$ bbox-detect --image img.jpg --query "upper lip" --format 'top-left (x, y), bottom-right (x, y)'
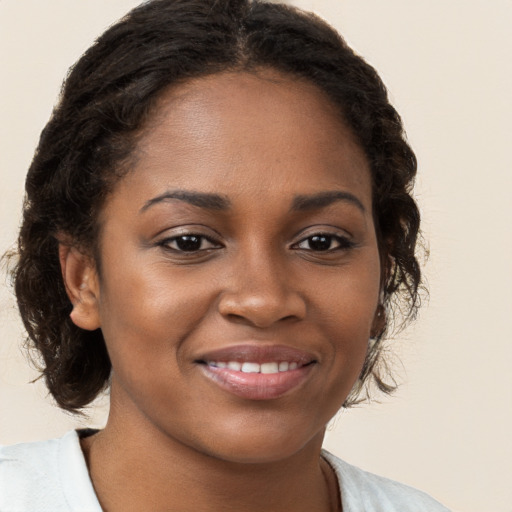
top-left (195, 344), bottom-right (317, 365)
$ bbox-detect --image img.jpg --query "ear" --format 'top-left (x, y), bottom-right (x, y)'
top-left (370, 302), bottom-right (387, 339)
top-left (58, 244), bottom-right (101, 331)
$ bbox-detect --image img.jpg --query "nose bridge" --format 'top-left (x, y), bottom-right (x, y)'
top-left (218, 240), bottom-right (306, 327)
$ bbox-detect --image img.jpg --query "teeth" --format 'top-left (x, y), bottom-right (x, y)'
top-left (260, 362), bottom-right (279, 374)
top-left (241, 362), bottom-right (260, 373)
top-left (208, 361), bottom-right (301, 373)
top-left (278, 361), bottom-right (289, 372)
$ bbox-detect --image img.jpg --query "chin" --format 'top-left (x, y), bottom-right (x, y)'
top-left (186, 418), bottom-right (326, 465)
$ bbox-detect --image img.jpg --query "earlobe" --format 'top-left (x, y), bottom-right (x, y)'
top-left (58, 244), bottom-right (101, 331)
top-left (370, 302), bottom-right (387, 339)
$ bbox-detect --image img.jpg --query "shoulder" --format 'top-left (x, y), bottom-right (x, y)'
top-left (322, 450), bottom-right (451, 512)
top-left (0, 430), bottom-right (101, 512)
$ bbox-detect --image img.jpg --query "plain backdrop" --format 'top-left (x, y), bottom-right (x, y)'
top-left (1, 1), bottom-right (511, 511)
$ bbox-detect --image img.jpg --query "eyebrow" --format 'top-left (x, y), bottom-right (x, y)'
top-left (140, 190), bottom-right (231, 213)
top-left (291, 191), bottom-right (366, 213)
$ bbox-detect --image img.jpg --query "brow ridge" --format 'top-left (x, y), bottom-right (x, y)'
top-left (140, 190), bottom-right (231, 213)
top-left (291, 190), bottom-right (365, 212)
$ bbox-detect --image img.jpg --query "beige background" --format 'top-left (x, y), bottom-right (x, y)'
top-left (1, 1), bottom-right (511, 511)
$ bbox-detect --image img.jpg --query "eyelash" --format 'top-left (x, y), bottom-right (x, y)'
top-left (157, 232), bottom-right (354, 254)
top-left (157, 234), bottom-right (222, 253)
top-left (292, 233), bottom-right (355, 252)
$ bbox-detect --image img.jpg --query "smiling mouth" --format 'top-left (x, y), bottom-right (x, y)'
top-left (195, 345), bottom-right (317, 400)
top-left (203, 360), bottom-right (307, 373)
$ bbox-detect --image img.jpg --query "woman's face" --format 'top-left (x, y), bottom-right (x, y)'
top-left (86, 70), bottom-right (381, 463)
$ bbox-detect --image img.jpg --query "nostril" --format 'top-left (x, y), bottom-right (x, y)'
top-left (281, 314), bottom-right (301, 322)
top-left (225, 313), bottom-right (250, 323)
top-left (218, 288), bottom-right (307, 328)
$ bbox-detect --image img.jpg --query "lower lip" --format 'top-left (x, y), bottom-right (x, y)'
top-left (198, 364), bottom-right (315, 400)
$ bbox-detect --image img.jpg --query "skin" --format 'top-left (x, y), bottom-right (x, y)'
top-left (62, 69), bottom-right (381, 512)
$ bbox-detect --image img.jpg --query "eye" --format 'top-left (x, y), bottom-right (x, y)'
top-left (294, 233), bottom-right (353, 252)
top-left (159, 234), bottom-right (220, 252)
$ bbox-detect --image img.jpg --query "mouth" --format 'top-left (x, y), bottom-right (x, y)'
top-left (204, 360), bottom-right (304, 373)
top-left (195, 345), bottom-right (317, 400)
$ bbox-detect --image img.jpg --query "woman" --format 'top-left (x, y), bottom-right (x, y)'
top-left (0, 0), bottom-right (450, 510)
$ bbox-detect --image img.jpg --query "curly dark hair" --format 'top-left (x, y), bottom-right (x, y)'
top-left (11, 0), bottom-right (421, 412)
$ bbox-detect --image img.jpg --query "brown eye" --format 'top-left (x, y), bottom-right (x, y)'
top-left (295, 234), bottom-right (353, 252)
top-left (160, 234), bottom-right (220, 252)
top-left (307, 235), bottom-right (332, 251)
top-left (175, 235), bottom-right (202, 251)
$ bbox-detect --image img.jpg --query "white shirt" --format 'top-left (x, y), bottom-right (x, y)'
top-left (0, 430), bottom-right (450, 511)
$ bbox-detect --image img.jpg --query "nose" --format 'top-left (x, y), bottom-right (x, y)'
top-left (217, 251), bottom-right (306, 328)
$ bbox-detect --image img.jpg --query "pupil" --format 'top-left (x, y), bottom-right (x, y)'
top-left (177, 236), bottom-right (201, 251)
top-left (309, 235), bottom-right (331, 251)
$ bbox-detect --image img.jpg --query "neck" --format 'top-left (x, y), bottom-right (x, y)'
top-left (81, 398), bottom-right (338, 512)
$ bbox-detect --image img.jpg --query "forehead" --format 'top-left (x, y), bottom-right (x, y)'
top-left (117, 69), bottom-right (371, 209)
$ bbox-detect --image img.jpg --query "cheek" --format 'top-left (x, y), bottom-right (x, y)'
top-left (316, 256), bottom-right (380, 329)
top-left (96, 260), bottom-right (214, 374)
top-left (314, 257), bottom-right (380, 368)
